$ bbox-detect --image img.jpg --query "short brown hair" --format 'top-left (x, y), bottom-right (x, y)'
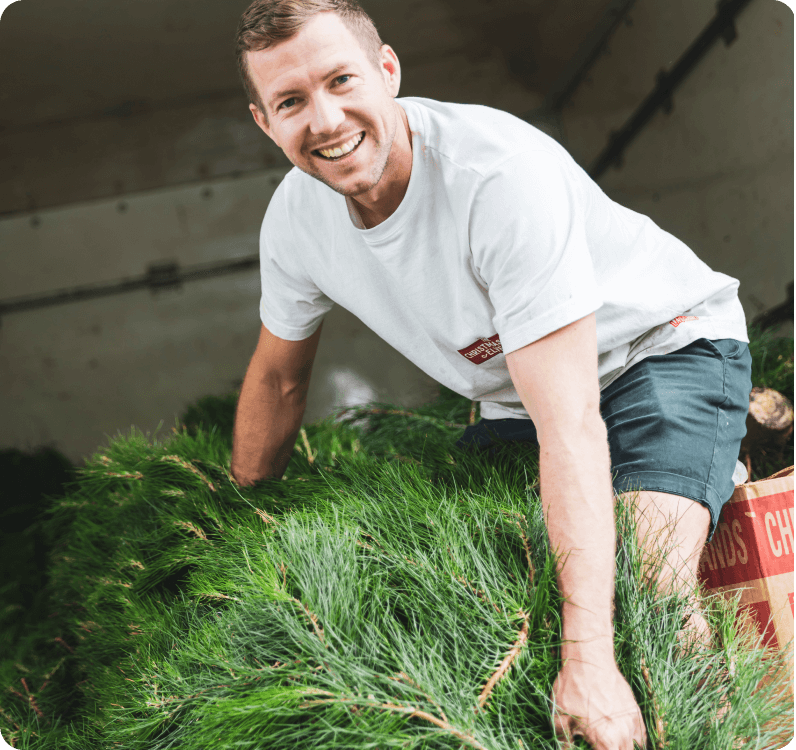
top-left (235, 0), bottom-right (384, 115)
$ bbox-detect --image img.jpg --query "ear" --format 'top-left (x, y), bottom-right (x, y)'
top-left (378, 44), bottom-right (401, 98)
top-left (249, 103), bottom-right (274, 141)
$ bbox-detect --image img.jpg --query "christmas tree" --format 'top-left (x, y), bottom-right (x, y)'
top-left (0, 332), bottom-right (792, 749)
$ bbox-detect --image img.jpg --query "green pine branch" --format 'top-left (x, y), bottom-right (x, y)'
top-left (0, 338), bottom-right (792, 749)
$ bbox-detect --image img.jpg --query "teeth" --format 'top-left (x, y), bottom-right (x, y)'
top-left (318, 132), bottom-right (363, 159)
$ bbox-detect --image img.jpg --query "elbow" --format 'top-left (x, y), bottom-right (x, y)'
top-left (281, 359), bottom-right (314, 403)
top-left (280, 378), bottom-right (311, 406)
top-left (536, 402), bottom-right (606, 451)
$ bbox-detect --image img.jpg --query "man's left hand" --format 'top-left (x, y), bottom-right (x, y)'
top-left (552, 657), bottom-right (647, 750)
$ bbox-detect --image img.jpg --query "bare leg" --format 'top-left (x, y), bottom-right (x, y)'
top-left (623, 489), bottom-right (737, 726)
top-left (621, 490), bottom-right (712, 652)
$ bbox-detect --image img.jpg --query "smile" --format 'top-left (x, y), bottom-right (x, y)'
top-left (313, 132), bottom-right (365, 161)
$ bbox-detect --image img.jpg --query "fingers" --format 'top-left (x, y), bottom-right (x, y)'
top-left (551, 662), bottom-right (649, 750)
top-left (553, 721), bottom-right (579, 749)
top-left (583, 722), bottom-right (647, 750)
top-left (635, 710), bottom-right (649, 749)
top-left (554, 710), bottom-right (648, 750)
top-left (552, 712), bottom-right (576, 747)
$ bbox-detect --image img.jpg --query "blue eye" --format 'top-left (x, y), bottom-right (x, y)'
top-left (278, 97), bottom-right (297, 111)
top-left (335, 75), bottom-right (351, 85)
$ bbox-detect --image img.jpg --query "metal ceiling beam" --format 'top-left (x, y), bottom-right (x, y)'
top-left (0, 255), bottom-right (260, 324)
top-left (521, 0), bottom-right (637, 141)
top-left (588, 0), bottom-right (756, 180)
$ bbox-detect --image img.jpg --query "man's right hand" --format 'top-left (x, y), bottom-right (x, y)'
top-left (552, 657), bottom-right (647, 750)
top-left (229, 469), bottom-right (249, 487)
top-left (228, 468), bottom-right (258, 488)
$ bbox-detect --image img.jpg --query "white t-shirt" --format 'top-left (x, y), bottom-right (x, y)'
top-left (259, 97), bottom-right (748, 420)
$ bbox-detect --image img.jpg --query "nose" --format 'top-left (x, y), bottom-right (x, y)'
top-left (307, 91), bottom-right (345, 136)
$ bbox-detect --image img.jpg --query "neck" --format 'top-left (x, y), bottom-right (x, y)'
top-left (350, 102), bottom-right (412, 229)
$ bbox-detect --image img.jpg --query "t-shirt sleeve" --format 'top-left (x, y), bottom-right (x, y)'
top-left (469, 149), bottom-right (602, 355)
top-left (258, 185), bottom-right (334, 341)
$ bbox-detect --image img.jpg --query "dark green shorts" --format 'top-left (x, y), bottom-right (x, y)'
top-left (457, 338), bottom-right (753, 542)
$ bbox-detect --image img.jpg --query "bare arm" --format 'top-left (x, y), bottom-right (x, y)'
top-left (231, 322), bottom-right (323, 486)
top-left (506, 313), bottom-right (615, 659)
top-left (505, 313), bottom-right (646, 750)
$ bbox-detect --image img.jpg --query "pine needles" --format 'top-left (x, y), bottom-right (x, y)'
top-left (0, 387), bottom-right (792, 748)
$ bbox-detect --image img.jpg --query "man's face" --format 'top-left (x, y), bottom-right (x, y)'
top-left (246, 12), bottom-right (402, 198)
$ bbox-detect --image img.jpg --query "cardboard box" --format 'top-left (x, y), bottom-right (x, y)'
top-left (698, 466), bottom-right (794, 666)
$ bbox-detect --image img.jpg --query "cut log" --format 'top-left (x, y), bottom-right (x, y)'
top-left (741, 387), bottom-right (794, 455)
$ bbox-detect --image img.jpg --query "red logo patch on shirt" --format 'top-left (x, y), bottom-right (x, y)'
top-left (669, 315), bottom-right (699, 328)
top-left (458, 334), bottom-right (503, 364)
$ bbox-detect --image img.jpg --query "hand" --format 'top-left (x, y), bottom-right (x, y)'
top-left (551, 658), bottom-right (647, 750)
top-left (229, 466), bottom-right (248, 487)
top-left (229, 465), bottom-right (263, 488)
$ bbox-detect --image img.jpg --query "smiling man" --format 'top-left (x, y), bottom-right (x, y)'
top-left (230, 2), bottom-right (752, 748)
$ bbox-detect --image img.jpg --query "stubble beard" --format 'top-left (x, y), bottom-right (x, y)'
top-left (301, 106), bottom-right (399, 198)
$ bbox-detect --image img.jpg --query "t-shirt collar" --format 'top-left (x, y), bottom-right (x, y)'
top-left (342, 99), bottom-right (423, 244)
